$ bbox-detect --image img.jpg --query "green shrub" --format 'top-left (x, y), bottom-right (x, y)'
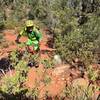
top-left (60, 85), bottom-right (99, 100)
top-left (87, 65), bottom-right (99, 81)
top-left (0, 33), bottom-right (4, 41)
top-left (43, 75), bottom-right (51, 86)
top-left (54, 2), bottom-right (100, 65)
top-left (0, 71), bottom-right (27, 94)
top-left (41, 59), bottom-right (54, 69)
top-left (0, 50), bottom-right (29, 94)
top-left (0, 11), bottom-right (4, 29)
top-left (26, 88), bottom-right (39, 100)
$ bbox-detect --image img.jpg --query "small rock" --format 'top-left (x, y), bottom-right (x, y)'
top-left (53, 64), bottom-right (70, 75)
top-left (54, 55), bottom-right (62, 65)
top-left (61, 78), bottom-right (65, 81)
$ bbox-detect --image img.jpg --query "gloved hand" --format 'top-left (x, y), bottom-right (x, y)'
top-left (15, 39), bottom-right (21, 44)
top-left (15, 34), bottom-right (21, 44)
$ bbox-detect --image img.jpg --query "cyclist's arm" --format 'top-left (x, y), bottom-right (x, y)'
top-left (34, 27), bottom-right (42, 41)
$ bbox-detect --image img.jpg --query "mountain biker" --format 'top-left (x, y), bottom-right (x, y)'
top-left (15, 20), bottom-right (42, 53)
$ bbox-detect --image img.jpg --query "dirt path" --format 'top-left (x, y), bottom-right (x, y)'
top-left (0, 29), bottom-right (65, 98)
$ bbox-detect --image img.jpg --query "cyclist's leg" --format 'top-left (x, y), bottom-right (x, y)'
top-left (33, 40), bottom-right (40, 52)
top-left (26, 39), bottom-right (33, 53)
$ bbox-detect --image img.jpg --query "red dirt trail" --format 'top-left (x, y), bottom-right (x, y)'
top-left (0, 30), bottom-right (65, 98)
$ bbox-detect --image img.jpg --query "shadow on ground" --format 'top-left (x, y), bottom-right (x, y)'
top-left (0, 58), bottom-right (12, 71)
top-left (0, 90), bottom-right (36, 100)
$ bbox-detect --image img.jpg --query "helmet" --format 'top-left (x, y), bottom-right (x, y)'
top-left (25, 20), bottom-right (34, 27)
